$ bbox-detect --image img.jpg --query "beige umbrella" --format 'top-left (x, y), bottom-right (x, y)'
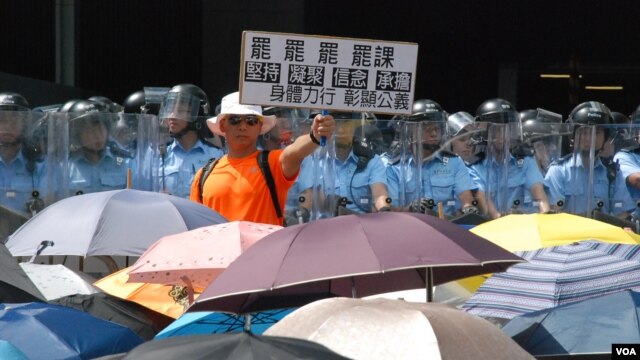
top-left (264, 297), bottom-right (533, 360)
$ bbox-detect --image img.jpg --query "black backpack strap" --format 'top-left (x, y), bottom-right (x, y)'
top-left (258, 150), bottom-right (283, 218)
top-left (198, 157), bottom-right (219, 203)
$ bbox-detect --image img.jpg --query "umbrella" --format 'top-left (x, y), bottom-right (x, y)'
top-left (6, 189), bottom-right (227, 257)
top-left (0, 340), bottom-right (28, 360)
top-left (155, 308), bottom-right (296, 339)
top-left (189, 212), bottom-right (523, 314)
top-left (470, 213), bottom-right (640, 251)
top-left (264, 297), bottom-right (533, 360)
top-left (0, 244), bottom-right (45, 303)
top-left (0, 302), bottom-right (144, 360)
top-left (462, 240), bottom-right (640, 320)
top-left (128, 221), bottom-right (282, 291)
top-left (19, 262), bottom-right (100, 301)
top-left (94, 266), bottom-right (195, 319)
top-left (119, 332), bottom-right (349, 360)
top-left (50, 292), bottom-right (174, 341)
top-left (502, 290), bottom-right (640, 358)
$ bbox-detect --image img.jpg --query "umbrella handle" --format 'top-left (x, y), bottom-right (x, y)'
top-left (28, 240), bottom-right (54, 263)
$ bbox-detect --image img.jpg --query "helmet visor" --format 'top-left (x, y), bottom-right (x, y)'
top-left (159, 92), bottom-right (200, 123)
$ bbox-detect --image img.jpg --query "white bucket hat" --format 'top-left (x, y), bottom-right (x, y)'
top-left (206, 92), bottom-right (276, 136)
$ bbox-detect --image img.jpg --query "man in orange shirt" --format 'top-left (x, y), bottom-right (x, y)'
top-left (190, 92), bottom-right (335, 225)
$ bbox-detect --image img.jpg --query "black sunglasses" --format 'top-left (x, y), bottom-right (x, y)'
top-left (228, 115), bottom-right (261, 126)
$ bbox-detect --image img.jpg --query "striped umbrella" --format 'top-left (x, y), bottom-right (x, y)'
top-left (462, 240), bottom-right (640, 320)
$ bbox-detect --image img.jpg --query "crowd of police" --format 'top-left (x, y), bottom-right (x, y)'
top-left (3, 84), bottom-right (640, 239)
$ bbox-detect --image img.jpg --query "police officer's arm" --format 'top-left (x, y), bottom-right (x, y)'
top-left (280, 114), bottom-right (335, 179)
top-left (530, 182), bottom-right (551, 213)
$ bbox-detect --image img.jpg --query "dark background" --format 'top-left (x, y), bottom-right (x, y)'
top-left (3, 0), bottom-right (640, 117)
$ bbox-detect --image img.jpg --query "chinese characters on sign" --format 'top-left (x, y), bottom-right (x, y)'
top-left (240, 31), bottom-right (419, 115)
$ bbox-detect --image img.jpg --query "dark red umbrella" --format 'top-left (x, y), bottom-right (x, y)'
top-left (189, 212), bottom-right (523, 314)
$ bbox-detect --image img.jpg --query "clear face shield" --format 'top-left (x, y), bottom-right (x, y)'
top-left (158, 92), bottom-right (201, 125)
top-left (520, 109), bottom-right (565, 175)
top-left (0, 110), bottom-right (29, 147)
top-left (563, 124), bottom-right (603, 216)
top-left (260, 108), bottom-right (310, 151)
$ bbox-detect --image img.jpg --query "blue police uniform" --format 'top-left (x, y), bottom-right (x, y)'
top-left (469, 154), bottom-right (544, 214)
top-left (68, 148), bottom-right (131, 195)
top-left (386, 152), bottom-right (476, 216)
top-left (285, 155), bottom-right (314, 211)
top-left (545, 153), bottom-right (634, 216)
top-left (613, 150), bottom-right (640, 215)
top-left (160, 139), bottom-right (224, 198)
top-left (329, 151), bottom-right (388, 213)
top-left (0, 150), bottom-right (44, 214)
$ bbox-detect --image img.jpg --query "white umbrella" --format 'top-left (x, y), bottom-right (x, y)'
top-left (19, 263), bottom-right (100, 301)
top-left (265, 297), bottom-right (533, 360)
top-left (6, 189), bottom-right (227, 257)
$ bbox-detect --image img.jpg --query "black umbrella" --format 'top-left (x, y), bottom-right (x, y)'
top-left (50, 292), bottom-right (174, 341)
top-left (0, 243), bottom-right (45, 303)
top-left (120, 332), bottom-right (349, 360)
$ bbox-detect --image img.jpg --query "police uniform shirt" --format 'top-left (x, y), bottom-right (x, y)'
top-left (545, 153), bottom-right (634, 216)
top-left (386, 152), bottom-right (476, 216)
top-left (614, 150), bottom-right (640, 202)
top-left (285, 155), bottom-right (314, 211)
top-left (161, 139), bottom-right (224, 198)
top-left (613, 150), bottom-right (640, 215)
top-left (68, 148), bottom-right (131, 194)
top-left (0, 150), bottom-right (44, 214)
top-left (469, 154), bottom-right (543, 214)
top-left (331, 150), bottom-right (388, 213)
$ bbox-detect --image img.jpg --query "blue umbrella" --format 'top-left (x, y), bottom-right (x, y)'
top-left (502, 290), bottom-right (640, 357)
top-left (0, 302), bottom-right (144, 360)
top-left (155, 308), bottom-right (295, 339)
top-left (0, 340), bottom-right (28, 360)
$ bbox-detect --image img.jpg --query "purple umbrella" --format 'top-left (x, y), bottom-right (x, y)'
top-left (189, 212), bottom-right (523, 314)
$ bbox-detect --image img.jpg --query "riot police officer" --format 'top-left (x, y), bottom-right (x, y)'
top-left (0, 92), bottom-right (45, 220)
top-left (66, 99), bottom-right (132, 195)
top-left (158, 83), bottom-right (224, 198)
top-left (546, 101), bottom-right (633, 217)
top-left (386, 99), bottom-right (476, 217)
top-left (468, 98), bottom-right (550, 218)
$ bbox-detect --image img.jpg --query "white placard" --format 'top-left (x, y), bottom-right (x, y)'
top-left (239, 31), bottom-right (419, 115)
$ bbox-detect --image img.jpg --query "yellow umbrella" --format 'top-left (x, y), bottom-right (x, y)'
top-left (470, 213), bottom-right (640, 251)
top-left (450, 213), bottom-right (640, 296)
top-left (94, 267), bottom-right (200, 319)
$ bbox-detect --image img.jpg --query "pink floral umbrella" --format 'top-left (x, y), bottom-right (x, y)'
top-left (127, 221), bottom-right (282, 296)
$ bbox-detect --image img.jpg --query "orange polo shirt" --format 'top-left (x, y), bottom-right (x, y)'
top-left (190, 149), bottom-right (297, 226)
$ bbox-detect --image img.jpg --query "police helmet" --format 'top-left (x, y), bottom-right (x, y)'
top-left (0, 92), bottom-right (30, 111)
top-left (66, 100), bottom-right (112, 132)
top-left (408, 99), bottom-right (447, 122)
top-left (88, 95), bottom-right (122, 113)
top-left (122, 90), bottom-right (161, 115)
top-left (58, 99), bottom-right (82, 112)
top-left (567, 101), bottom-right (612, 140)
top-left (158, 83), bottom-right (210, 135)
top-left (519, 108), bottom-right (563, 140)
top-left (475, 98), bottom-right (519, 124)
top-left (611, 111), bottom-right (630, 125)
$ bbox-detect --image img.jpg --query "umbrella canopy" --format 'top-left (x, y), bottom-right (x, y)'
top-left (0, 244), bottom-right (45, 303)
top-left (470, 213), bottom-right (640, 251)
top-left (19, 262), bottom-right (100, 301)
top-left (156, 308), bottom-right (296, 339)
top-left (120, 332), bottom-right (349, 360)
top-left (502, 290), bottom-right (640, 358)
top-left (462, 240), bottom-right (640, 320)
top-left (50, 292), bottom-right (174, 341)
top-left (0, 340), bottom-right (28, 360)
top-left (0, 302), bottom-right (143, 360)
top-left (6, 189), bottom-right (227, 257)
top-left (265, 297), bottom-right (533, 360)
top-left (128, 221), bottom-right (282, 291)
top-left (94, 266), bottom-right (196, 319)
top-left (189, 212), bottom-right (523, 314)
